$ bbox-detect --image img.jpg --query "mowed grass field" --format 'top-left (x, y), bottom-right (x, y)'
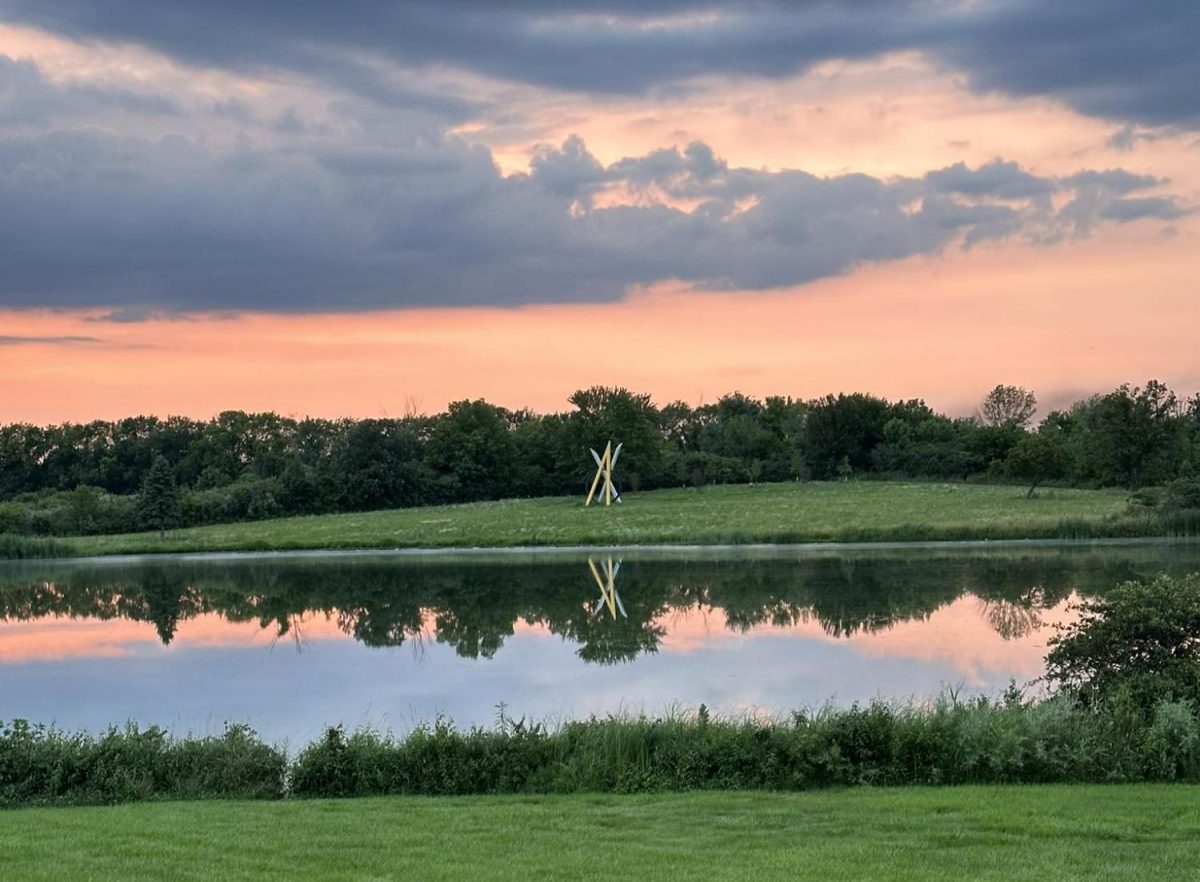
top-left (56, 481), bottom-right (1142, 556)
top-left (1, 786), bottom-right (1196, 881)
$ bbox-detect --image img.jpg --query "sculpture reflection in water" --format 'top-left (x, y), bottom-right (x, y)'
top-left (588, 557), bottom-right (626, 620)
top-left (1, 545), bottom-right (1199, 665)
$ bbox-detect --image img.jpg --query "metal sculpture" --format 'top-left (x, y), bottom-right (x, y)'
top-left (585, 440), bottom-right (622, 506)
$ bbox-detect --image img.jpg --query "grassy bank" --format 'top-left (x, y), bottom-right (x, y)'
top-left (6, 696), bottom-right (1200, 808)
top-left (2, 786), bottom-right (1197, 881)
top-left (0, 533), bottom-right (69, 560)
top-left (37, 481), bottom-right (1183, 558)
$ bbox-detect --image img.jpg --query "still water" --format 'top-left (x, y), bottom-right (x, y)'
top-left (2, 542), bottom-right (1198, 746)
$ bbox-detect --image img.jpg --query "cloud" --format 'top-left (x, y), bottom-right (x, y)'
top-left (0, 54), bottom-right (180, 125)
top-left (0, 335), bottom-right (103, 345)
top-left (0, 125), bottom-right (1185, 315)
top-left (1, 1), bottom-right (1197, 129)
top-left (924, 160), bottom-right (1056, 201)
top-left (1097, 196), bottom-right (1186, 223)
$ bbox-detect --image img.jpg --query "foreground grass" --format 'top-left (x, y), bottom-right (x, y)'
top-left (1, 786), bottom-right (1196, 881)
top-left (49, 481), bottom-right (1153, 557)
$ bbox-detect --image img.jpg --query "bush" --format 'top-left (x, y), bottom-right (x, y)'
top-left (1045, 572), bottom-right (1200, 710)
top-left (0, 720), bottom-right (286, 806)
top-left (1162, 477), bottom-right (1200, 512)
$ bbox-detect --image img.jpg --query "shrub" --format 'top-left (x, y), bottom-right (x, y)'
top-left (1162, 477), bottom-right (1200, 512)
top-left (0, 720), bottom-right (286, 806)
top-left (1045, 572), bottom-right (1200, 710)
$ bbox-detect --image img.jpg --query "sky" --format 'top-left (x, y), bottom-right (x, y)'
top-left (1, 0), bottom-right (1197, 423)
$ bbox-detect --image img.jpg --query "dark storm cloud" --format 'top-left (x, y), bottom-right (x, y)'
top-left (0, 129), bottom-right (1185, 314)
top-left (0, 55), bottom-right (180, 124)
top-left (1, 0), bottom-right (1196, 128)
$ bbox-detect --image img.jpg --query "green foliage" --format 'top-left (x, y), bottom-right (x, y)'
top-left (979, 384), bottom-right (1037, 429)
top-left (1045, 572), bottom-right (1200, 710)
top-left (138, 455), bottom-right (181, 536)
top-left (0, 533), bottom-right (68, 559)
top-left (427, 401), bottom-right (517, 502)
top-left (0, 489), bottom-right (137, 537)
top-left (1162, 477), bottom-right (1200, 512)
top-left (1, 378), bottom-right (1199, 539)
top-left (227, 697), bottom-right (1200, 800)
top-left (10, 693), bottom-right (1200, 808)
top-left (804, 392), bottom-right (893, 478)
top-left (1006, 432), bottom-right (1070, 497)
top-left (1061, 380), bottom-right (1187, 489)
top-left (3, 787), bottom-right (1199, 881)
top-left (0, 721), bottom-right (285, 807)
top-left (567, 386), bottom-right (669, 491)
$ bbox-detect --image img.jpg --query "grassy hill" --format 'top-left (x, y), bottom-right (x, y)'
top-left (38, 480), bottom-right (1163, 558)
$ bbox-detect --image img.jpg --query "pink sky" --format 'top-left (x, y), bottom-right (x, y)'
top-left (3, 231), bottom-right (1196, 423)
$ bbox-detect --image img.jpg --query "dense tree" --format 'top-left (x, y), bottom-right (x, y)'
top-left (427, 401), bottom-right (516, 502)
top-left (1006, 432), bottom-right (1070, 497)
top-left (979, 384), bottom-right (1037, 429)
top-left (332, 418), bottom-right (432, 509)
top-left (1071, 381), bottom-right (1184, 488)
top-left (1046, 573), bottom-right (1200, 710)
top-left (138, 455), bottom-right (181, 537)
top-left (566, 387), bottom-right (667, 491)
top-left (804, 393), bottom-right (893, 479)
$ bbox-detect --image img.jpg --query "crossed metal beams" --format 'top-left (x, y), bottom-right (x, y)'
top-left (585, 440), bottom-right (623, 507)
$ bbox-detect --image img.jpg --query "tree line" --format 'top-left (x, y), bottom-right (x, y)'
top-left (1, 381), bottom-right (1198, 536)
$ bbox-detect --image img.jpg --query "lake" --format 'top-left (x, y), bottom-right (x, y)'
top-left (2, 541), bottom-right (1199, 747)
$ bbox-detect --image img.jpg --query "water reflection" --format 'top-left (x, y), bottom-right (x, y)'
top-left (588, 558), bottom-right (626, 620)
top-left (0, 544), bottom-right (1197, 741)
top-left (1, 546), bottom-right (1198, 665)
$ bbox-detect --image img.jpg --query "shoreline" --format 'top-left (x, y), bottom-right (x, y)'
top-left (8, 533), bottom-right (1200, 567)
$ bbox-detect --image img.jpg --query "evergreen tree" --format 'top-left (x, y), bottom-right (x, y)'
top-left (138, 455), bottom-right (181, 537)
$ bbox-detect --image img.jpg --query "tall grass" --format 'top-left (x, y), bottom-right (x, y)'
top-left (289, 696), bottom-right (1200, 798)
top-left (0, 533), bottom-right (69, 560)
top-left (6, 695), bottom-right (1199, 808)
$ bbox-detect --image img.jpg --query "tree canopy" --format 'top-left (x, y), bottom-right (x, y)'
top-left (1, 378), bottom-right (1197, 537)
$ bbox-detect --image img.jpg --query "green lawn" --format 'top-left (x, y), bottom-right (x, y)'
top-left (53, 481), bottom-right (1144, 557)
top-left (1, 786), bottom-right (1196, 880)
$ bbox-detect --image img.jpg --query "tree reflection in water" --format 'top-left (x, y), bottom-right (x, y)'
top-left (1, 546), bottom-right (1198, 664)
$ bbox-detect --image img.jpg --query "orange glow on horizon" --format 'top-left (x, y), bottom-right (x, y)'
top-left (2, 228), bottom-right (1196, 424)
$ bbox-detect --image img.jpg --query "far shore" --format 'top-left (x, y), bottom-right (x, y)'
top-left (3, 481), bottom-right (1195, 561)
top-left (6, 533), bottom-right (1198, 568)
